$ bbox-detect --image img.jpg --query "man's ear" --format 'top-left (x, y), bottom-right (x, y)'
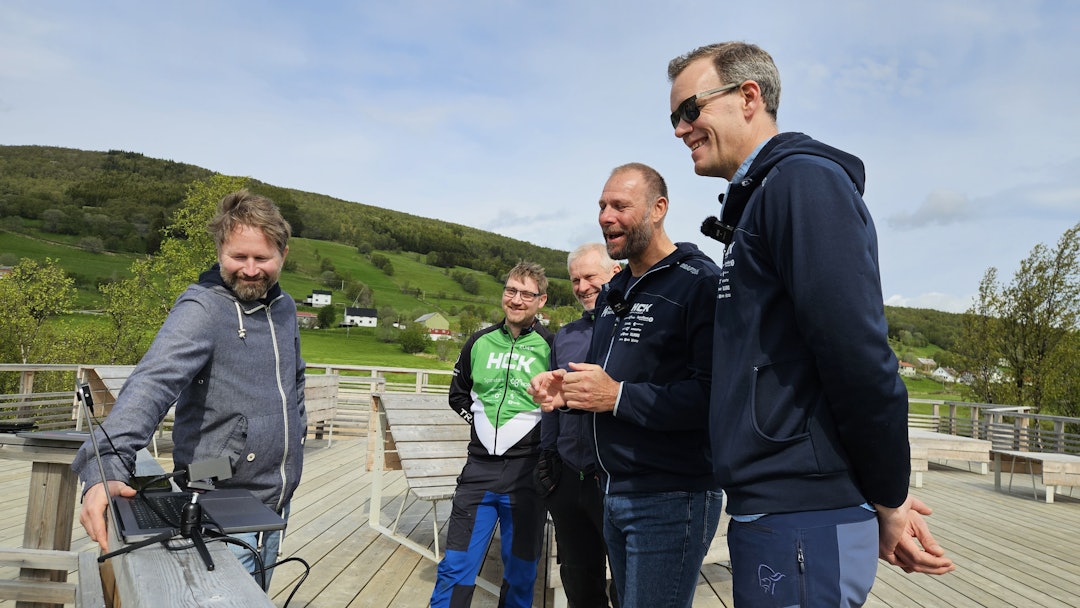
top-left (610, 264), bottom-right (622, 278)
top-left (538, 294), bottom-right (548, 309)
top-left (651, 196), bottom-right (669, 224)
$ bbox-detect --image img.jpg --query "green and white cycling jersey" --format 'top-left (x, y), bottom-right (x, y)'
top-left (449, 321), bottom-right (553, 458)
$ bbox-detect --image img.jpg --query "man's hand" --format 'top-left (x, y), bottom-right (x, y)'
top-left (529, 369), bottom-right (567, 412)
top-left (560, 362), bottom-right (619, 413)
top-left (79, 480), bottom-right (137, 552)
top-left (875, 495), bottom-right (955, 575)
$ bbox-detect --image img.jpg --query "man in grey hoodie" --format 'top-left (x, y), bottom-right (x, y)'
top-left (71, 189), bottom-right (306, 588)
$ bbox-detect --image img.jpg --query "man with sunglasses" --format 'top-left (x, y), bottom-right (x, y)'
top-left (431, 261), bottom-right (554, 608)
top-left (529, 163), bottom-right (722, 608)
top-left (667, 42), bottom-right (955, 606)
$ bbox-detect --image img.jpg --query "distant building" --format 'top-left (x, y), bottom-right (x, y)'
top-left (343, 307), bottom-right (378, 327)
top-left (303, 290), bottom-right (332, 308)
top-left (916, 357), bottom-right (937, 373)
top-left (931, 366), bottom-right (958, 383)
top-left (898, 361), bottom-right (917, 377)
top-left (296, 311), bottom-right (318, 329)
top-left (0, 266), bottom-right (11, 279)
top-left (415, 312), bottom-right (452, 341)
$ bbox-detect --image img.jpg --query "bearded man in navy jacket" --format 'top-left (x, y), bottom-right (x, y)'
top-left (530, 163), bottom-right (723, 608)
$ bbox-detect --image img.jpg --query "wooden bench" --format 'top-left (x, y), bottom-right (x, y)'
top-left (992, 449), bottom-right (1080, 503)
top-left (303, 373), bottom-right (339, 446)
top-left (908, 428), bottom-right (992, 476)
top-left (370, 393), bottom-right (566, 604)
top-left (0, 548), bottom-right (105, 608)
top-left (366, 393), bottom-right (468, 562)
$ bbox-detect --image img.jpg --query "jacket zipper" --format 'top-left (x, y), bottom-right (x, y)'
top-left (594, 265), bottom-right (666, 493)
top-left (492, 333), bottom-right (518, 454)
top-left (264, 295), bottom-right (290, 513)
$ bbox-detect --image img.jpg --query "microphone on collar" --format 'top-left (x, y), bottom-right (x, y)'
top-left (701, 216), bottom-right (735, 245)
top-left (607, 289), bottom-right (630, 318)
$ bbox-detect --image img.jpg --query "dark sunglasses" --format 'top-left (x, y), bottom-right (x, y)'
top-left (669, 82), bottom-right (741, 129)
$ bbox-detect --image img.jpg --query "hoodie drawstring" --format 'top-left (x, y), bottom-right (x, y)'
top-left (234, 302), bottom-right (247, 339)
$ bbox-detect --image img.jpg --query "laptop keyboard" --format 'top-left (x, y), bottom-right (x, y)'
top-left (130, 494), bottom-right (200, 529)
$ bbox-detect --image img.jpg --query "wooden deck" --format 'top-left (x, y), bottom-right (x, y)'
top-left (2, 440), bottom-right (1080, 607)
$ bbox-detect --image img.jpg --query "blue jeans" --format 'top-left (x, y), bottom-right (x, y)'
top-left (227, 503), bottom-right (289, 591)
top-left (603, 490), bottom-right (723, 608)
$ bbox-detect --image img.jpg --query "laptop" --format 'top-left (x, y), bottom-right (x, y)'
top-left (16, 429), bottom-right (90, 443)
top-left (76, 383), bottom-right (286, 544)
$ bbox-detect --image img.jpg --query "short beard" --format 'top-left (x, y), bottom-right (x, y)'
top-left (606, 219), bottom-right (652, 261)
top-left (221, 268), bottom-right (272, 301)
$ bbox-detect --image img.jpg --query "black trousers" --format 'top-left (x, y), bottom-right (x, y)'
top-left (546, 465), bottom-right (617, 608)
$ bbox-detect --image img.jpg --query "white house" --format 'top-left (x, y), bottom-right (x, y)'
top-left (931, 366), bottom-right (958, 383)
top-left (898, 361), bottom-right (917, 377)
top-left (343, 307), bottom-right (378, 327)
top-left (303, 289), bottom-right (332, 308)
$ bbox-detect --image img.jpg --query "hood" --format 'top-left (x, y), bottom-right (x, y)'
top-left (720, 132), bottom-right (866, 229)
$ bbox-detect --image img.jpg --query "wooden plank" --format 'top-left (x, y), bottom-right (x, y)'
top-left (381, 410), bottom-right (463, 426)
top-left (388, 425), bottom-right (470, 442)
top-left (394, 440), bottom-right (468, 460)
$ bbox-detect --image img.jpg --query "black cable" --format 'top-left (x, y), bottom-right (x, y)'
top-left (267, 556), bottom-right (311, 608)
top-left (206, 533), bottom-right (267, 591)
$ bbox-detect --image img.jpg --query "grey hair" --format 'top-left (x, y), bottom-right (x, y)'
top-left (567, 242), bottom-right (617, 273)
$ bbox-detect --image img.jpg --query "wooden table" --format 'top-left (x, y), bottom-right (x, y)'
top-left (0, 432), bottom-right (82, 607)
top-left (992, 449), bottom-right (1080, 503)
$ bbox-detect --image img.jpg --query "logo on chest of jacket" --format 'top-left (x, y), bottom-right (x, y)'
top-left (486, 352), bottom-right (538, 373)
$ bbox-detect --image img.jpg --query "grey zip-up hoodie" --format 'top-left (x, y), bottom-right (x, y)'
top-left (71, 264), bottom-right (306, 513)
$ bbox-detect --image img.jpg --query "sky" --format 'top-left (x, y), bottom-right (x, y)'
top-left (3, 1), bottom-right (1078, 313)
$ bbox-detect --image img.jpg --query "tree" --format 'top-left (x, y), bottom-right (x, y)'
top-left (0, 258), bottom-right (76, 363)
top-left (956, 223), bottom-right (1080, 411)
top-left (96, 175), bottom-right (249, 363)
top-left (317, 305), bottom-right (337, 329)
top-left (398, 323), bottom-right (429, 354)
top-left (458, 313), bottom-right (481, 337)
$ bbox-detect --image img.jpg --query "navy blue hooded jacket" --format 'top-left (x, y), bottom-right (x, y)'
top-left (540, 309), bottom-right (598, 474)
top-left (588, 242), bottom-right (721, 494)
top-left (710, 132), bottom-right (910, 515)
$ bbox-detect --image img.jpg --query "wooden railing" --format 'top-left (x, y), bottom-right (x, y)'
top-left (908, 398), bottom-right (1080, 455)
top-left (301, 364), bottom-right (452, 439)
top-left (1, 363), bottom-right (454, 439)
top-left (0, 364), bottom-right (82, 430)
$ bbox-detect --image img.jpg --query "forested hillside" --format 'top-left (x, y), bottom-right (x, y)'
top-left (1, 144), bottom-right (972, 341)
top-left (0, 145), bottom-right (569, 281)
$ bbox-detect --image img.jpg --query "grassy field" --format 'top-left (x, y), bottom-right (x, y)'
top-left (282, 237), bottom-right (506, 319)
top-left (0, 229), bottom-right (533, 326)
top-left (0, 231), bottom-right (139, 308)
top-left (299, 326), bottom-right (454, 370)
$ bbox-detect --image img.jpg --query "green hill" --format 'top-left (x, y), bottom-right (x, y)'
top-left (0, 145), bottom-right (572, 286)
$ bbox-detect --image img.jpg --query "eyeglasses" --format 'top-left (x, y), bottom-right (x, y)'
top-left (669, 82), bottom-right (741, 129)
top-left (503, 286), bottom-right (542, 302)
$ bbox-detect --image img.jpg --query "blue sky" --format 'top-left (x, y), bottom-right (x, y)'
top-left (3, 1), bottom-right (1078, 312)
